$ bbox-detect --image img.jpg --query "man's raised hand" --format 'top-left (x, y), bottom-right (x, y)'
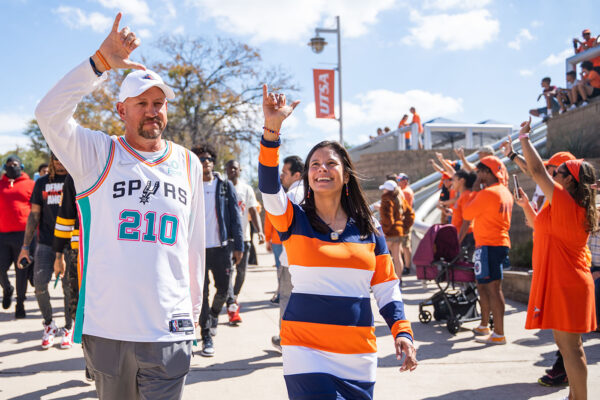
top-left (96, 13), bottom-right (146, 71)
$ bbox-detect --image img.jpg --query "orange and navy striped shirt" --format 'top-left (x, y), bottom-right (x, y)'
top-left (258, 136), bottom-right (413, 388)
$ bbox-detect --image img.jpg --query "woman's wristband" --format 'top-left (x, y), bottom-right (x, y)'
top-left (509, 152), bottom-right (518, 161)
top-left (519, 133), bottom-right (529, 140)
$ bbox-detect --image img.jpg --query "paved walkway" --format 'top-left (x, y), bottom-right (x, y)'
top-left (0, 246), bottom-right (598, 399)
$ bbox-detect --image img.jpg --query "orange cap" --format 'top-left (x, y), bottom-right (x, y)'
top-left (543, 151), bottom-right (576, 167)
top-left (583, 29), bottom-right (591, 35)
top-left (480, 156), bottom-right (508, 186)
top-left (564, 159), bottom-right (583, 183)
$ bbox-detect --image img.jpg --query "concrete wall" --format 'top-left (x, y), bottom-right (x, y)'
top-left (546, 99), bottom-right (600, 158)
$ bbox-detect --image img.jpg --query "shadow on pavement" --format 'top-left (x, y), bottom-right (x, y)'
top-left (0, 356), bottom-right (86, 375)
top-left (187, 349), bottom-right (281, 383)
top-left (420, 382), bottom-right (564, 400)
top-left (0, 329), bottom-right (41, 343)
top-left (7, 380), bottom-right (95, 400)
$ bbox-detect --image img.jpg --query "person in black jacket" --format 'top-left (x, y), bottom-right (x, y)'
top-left (191, 144), bottom-right (243, 357)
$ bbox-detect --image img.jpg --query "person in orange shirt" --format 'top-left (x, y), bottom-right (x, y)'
top-left (515, 117), bottom-right (597, 400)
top-left (575, 61), bottom-right (600, 106)
top-left (451, 170), bottom-right (477, 259)
top-left (410, 107), bottom-right (423, 150)
top-left (398, 114), bottom-right (410, 149)
top-left (573, 29), bottom-right (600, 67)
top-left (462, 156), bottom-right (513, 345)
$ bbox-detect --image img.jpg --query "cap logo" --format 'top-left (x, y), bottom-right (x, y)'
top-left (142, 74), bottom-right (155, 80)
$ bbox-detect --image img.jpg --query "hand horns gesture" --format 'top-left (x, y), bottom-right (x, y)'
top-left (98, 13), bottom-right (146, 71)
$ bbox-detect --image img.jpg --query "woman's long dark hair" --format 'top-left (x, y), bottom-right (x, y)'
top-left (301, 141), bottom-right (378, 237)
top-left (568, 161), bottom-right (598, 233)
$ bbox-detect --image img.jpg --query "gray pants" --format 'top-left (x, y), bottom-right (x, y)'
top-left (278, 266), bottom-right (293, 328)
top-left (82, 335), bottom-right (192, 400)
top-left (33, 243), bottom-right (71, 327)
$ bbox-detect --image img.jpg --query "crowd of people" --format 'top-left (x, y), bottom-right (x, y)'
top-left (0, 13), bottom-right (598, 400)
top-left (410, 124), bottom-right (600, 398)
top-left (369, 107), bottom-right (424, 150)
top-left (529, 29), bottom-right (600, 121)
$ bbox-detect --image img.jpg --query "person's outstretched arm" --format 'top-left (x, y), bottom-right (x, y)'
top-left (259, 84), bottom-right (300, 232)
top-left (518, 118), bottom-right (555, 203)
top-left (34, 13), bottom-right (146, 189)
top-left (454, 148), bottom-right (476, 172)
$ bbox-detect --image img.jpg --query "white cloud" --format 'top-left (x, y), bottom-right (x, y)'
top-left (508, 28), bottom-right (534, 50)
top-left (0, 134), bottom-right (30, 154)
top-left (542, 48), bottom-right (573, 66)
top-left (519, 69), bottom-right (534, 76)
top-left (186, 0), bottom-right (396, 43)
top-left (54, 6), bottom-right (112, 33)
top-left (303, 89), bottom-right (463, 132)
top-left (138, 29), bottom-right (152, 39)
top-left (531, 20), bottom-right (543, 28)
top-left (0, 113), bottom-right (30, 134)
top-left (96, 0), bottom-right (154, 26)
top-left (403, 9), bottom-right (499, 51)
top-left (173, 26), bottom-right (185, 35)
top-left (422, 0), bottom-right (491, 11)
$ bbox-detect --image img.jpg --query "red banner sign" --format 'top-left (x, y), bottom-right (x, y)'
top-left (313, 69), bottom-right (335, 119)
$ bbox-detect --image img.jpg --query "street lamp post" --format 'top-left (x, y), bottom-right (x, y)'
top-left (308, 16), bottom-right (343, 146)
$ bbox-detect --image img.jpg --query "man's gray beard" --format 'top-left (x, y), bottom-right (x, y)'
top-left (137, 120), bottom-right (165, 139)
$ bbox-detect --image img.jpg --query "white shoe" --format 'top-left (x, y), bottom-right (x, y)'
top-left (41, 321), bottom-right (58, 349)
top-left (581, 101), bottom-right (588, 106)
top-left (60, 327), bottom-right (73, 349)
top-left (568, 104), bottom-right (577, 110)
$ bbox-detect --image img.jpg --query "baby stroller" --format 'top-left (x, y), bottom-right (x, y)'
top-left (413, 224), bottom-right (485, 334)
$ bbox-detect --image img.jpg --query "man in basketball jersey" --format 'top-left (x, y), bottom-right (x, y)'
top-left (34, 13), bottom-right (205, 399)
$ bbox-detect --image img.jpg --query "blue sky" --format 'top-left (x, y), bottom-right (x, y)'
top-left (1, 0), bottom-right (597, 165)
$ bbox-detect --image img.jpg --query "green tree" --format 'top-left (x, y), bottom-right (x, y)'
top-left (152, 36), bottom-right (298, 149)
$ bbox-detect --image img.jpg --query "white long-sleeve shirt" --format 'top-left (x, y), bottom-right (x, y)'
top-left (35, 60), bottom-right (205, 342)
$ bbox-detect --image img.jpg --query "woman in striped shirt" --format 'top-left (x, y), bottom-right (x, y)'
top-left (259, 85), bottom-right (417, 399)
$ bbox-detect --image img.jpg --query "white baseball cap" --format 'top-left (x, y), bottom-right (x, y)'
top-left (379, 180), bottom-right (398, 191)
top-left (118, 69), bottom-right (175, 103)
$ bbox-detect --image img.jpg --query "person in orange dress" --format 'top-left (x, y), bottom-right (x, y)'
top-left (515, 117), bottom-right (597, 400)
top-left (462, 156), bottom-right (513, 345)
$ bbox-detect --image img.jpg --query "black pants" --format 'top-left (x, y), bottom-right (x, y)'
top-left (227, 241), bottom-right (250, 305)
top-left (0, 231), bottom-right (30, 303)
top-left (65, 248), bottom-right (79, 322)
top-left (199, 245), bottom-right (232, 339)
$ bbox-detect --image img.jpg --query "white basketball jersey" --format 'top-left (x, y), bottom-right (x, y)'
top-left (74, 136), bottom-right (199, 342)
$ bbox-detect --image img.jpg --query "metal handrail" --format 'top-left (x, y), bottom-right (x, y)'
top-left (410, 122), bottom-right (548, 236)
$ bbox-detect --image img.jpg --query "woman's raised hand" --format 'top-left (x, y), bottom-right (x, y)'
top-left (499, 136), bottom-right (513, 157)
top-left (97, 13), bottom-right (146, 71)
top-left (262, 84), bottom-right (300, 138)
top-left (514, 187), bottom-right (529, 208)
top-left (519, 117), bottom-right (532, 136)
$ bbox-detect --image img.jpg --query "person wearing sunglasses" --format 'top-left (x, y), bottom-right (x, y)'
top-left (515, 117), bottom-right (597, 400)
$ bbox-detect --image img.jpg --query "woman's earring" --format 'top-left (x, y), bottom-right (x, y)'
top-left (345, 183), bottom-right (349, 197)
top-left (307, 187), bottom-right (311, 199)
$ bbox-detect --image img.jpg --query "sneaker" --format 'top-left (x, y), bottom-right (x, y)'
top-left (84, 366), bottom-right (94, 382)
top-left (228, 302), bottom-right (242, 325)
top-left (403, 267), bottom-right (411, 275)
top-left (537, 373), bottom-right (568, 387)
top-left (472, 325), bottom-right (491, 336)
top-left (61, 327), bottom-right (73, 349)
top-left (271, 335), bottom-right (282, 353)
top-left (581, 101), bottom-right (588, 107)
top-left (475, 334), bottom-right (506, 345)
top-left (209, 314), bottom-right (218, 337)
top-left (15, 302), bottom-right (26, 319)
top-left (200, 337), bottom-right (215, 357)
top-left (41, 321), bottom-right (58, 349)
top-left (2, 285), bottom-right (14, 310)
top-left (568, 104), bottom-right (577, 110)
top-left (270, 294), bottom-right (280, 304)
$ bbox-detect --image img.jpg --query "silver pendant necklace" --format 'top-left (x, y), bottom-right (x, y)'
top-left (330, 231), bottom-right (339, 241)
